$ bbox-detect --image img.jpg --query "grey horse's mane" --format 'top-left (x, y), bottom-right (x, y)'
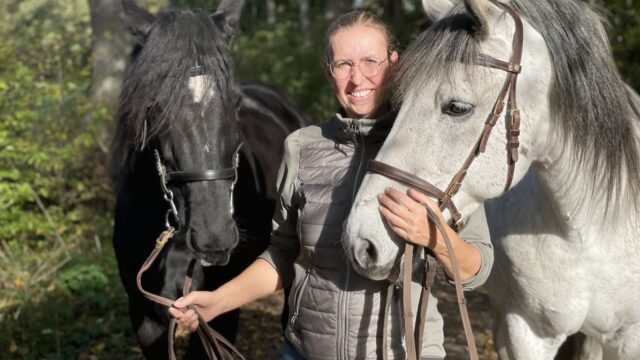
top-left (394, 0), bottom-right (640, 205)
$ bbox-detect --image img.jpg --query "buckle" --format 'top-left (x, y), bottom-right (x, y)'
top-left (493, 99), bottom-right (505, 116)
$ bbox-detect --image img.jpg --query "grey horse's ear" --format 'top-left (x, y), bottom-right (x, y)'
top-left (122, 0), bottom-right (156, 43)
top-left (463, 0), bottom-right (503, 38)
top-left (422, 0), bottom-right (455, 22)
top-left (211, 0), bottom-right (244, 41)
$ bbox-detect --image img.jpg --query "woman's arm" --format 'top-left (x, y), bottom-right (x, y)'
top-left (377, 187), bottom-right (482, 281)
top-left (169, 259), bottom-right (281, 331)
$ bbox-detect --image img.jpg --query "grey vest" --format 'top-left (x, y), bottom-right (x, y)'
top-left (260, 112), bottom-right (492, 360)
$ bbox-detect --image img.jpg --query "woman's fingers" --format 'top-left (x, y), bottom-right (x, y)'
top-left (383, 187), bottom-right (423, 212)
top-left (378, 204), bottom-right (408, 236)
top-left (169, 307), bottom-right (200, 331)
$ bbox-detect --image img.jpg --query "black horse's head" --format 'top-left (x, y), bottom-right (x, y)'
top-left (113, 0), bottom-right (245, 266)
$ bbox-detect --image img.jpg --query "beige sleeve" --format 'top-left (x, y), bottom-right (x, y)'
top-left (257, 130), bottom-right (302, 288)
top-left (454, 204), bottom-right (493, 290)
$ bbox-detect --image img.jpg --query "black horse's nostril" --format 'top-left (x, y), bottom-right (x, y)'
top-left (186, 227), bottom-right (203, 253)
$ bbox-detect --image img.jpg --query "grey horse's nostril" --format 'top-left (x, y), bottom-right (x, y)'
top-left (354, 238), bottom-right (378, 266)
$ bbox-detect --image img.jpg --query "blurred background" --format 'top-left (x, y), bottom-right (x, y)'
top-left (0, 0), bottom-right (638, 358)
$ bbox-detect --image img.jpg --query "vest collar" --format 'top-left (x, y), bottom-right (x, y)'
top-left (335, 109), bottom-right (396, 141)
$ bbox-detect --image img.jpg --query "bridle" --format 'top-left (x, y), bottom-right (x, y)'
top-left (136, 143), bottom-right (246, 360)
top-left (152, 144), bottom-right (242, 230)
top-left (372, 2), bottom-right (524, 359)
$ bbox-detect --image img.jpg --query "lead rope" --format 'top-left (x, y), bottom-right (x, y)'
top-left (402, 205), bottom-right (478, 360)
top-left (136, 228), bottom-right (245, 360)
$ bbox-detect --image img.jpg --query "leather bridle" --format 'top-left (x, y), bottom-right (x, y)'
top-left (372, 2), bottom-right (524, 359)
top-left (136, 144), bottom-right (246, 360)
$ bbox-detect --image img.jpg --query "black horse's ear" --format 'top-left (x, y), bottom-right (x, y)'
top-left (122, 0), bottom-right (156, 43)
top-left (211, 0), bottom-right (244, 41)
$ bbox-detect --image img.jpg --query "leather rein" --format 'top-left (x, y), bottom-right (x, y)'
top-left (135, 145), bottom-right (246, 360)
top-left (372, 2), bottom-right (524, 359)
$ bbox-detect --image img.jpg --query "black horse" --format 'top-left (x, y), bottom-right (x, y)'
top-left (110, 1), bottom-right (311, 358)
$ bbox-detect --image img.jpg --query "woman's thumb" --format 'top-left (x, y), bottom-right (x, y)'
top-left (173, 293), bottom-right (197, 308)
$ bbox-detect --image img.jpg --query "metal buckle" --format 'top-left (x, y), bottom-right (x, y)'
top-left (493, 99), bottom-right (505, 116)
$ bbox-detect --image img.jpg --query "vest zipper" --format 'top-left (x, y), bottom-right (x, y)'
top-left (339, 120), bottom-right (364, 359)
top-left (290, 269), bottom-right (311, 326)
top-left (347, 120), bottom-right (367, 202)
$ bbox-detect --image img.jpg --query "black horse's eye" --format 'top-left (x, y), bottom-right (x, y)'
top-left (442, 100), bottom-right (473, 117)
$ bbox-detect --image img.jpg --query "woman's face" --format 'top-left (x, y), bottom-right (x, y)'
top-left (327, 24), bottom-right (398, 119)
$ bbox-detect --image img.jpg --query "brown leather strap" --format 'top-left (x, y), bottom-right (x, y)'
top-left (401, 207), bottom-right (478, 360)
top-left (402, 244), bottom-right (418, 360)
top-left (369, 160), bottom-right (463, 229)
top-left (136, 228), bottom-right (245, 360)
top-left (414, 254), bottom-right (438, 353)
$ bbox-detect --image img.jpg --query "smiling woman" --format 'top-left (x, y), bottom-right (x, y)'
top-left (169, 9), bottom-right (492, 360)
top-left (323, 11), bottom-right (398, 119)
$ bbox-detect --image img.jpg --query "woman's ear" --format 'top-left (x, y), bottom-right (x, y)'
top-left (389, 50), bottom-right (399, 67)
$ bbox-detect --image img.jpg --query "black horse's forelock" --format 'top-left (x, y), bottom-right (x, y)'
top-left (395, 0), bottom-right (640, 205)
top-left (111, 8), bottom-right (240, 188)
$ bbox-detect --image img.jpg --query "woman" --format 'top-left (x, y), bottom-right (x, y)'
top-left (170, 11), bottom-right (492, 360)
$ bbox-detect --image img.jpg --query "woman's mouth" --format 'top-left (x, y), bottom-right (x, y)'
top-left (348, 89), bottom-right (374, 102)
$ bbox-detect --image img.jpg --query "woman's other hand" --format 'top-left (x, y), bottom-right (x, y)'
top-left (168, 291), bottom-right (225, 332)
top-left (377, 187), bottom-right (443, 249)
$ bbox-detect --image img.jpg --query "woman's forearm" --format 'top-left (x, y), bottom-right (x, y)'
top-left (212, 258), bottom-right (283, 317)
top-left (431, 226), bottom-right (482, 281)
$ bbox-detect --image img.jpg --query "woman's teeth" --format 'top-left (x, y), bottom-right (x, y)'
top-left (350, 89), bottom-right (372, 98)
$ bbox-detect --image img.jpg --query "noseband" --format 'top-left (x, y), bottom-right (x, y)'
top-left (136, 143), bottom-right (246, 360)
top-left (372, 2), bottom-right (523, 359)
top-left (153, 144), bottom-right (242, 230)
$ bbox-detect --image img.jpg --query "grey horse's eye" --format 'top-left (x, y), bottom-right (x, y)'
top-left (442, 100), bottom-right (474, 117)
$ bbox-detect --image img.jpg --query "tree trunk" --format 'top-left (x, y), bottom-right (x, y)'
top-left (382, 0), bottom-right (403, 35)
top-left (266, 0), bottom-right (276, 25)
top-left (87, 0), bottom-right (129, 152)
top-left (324, 0), bottom-right (346, 21)
top-left (299, 0), bottom-right (309, 31)
top-left (87, 0), bottom-right (128, 112)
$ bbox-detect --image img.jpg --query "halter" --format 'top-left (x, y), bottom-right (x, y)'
top-left (372, 2), bottom-right (524, 359)
top-left (136, 143), bottom-right (246, 360)
top-left (153, 143), bottom-right (243, 230)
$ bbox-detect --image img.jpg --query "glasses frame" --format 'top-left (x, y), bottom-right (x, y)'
top-left (328, 56), bottom-right (389, 80)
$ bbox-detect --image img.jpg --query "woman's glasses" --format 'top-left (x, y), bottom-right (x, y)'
top-left (329, 57), bottom-right (389, 80)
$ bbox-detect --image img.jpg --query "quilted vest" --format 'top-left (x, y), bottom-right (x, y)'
top-left (283, 113), bottom-right (441, 360)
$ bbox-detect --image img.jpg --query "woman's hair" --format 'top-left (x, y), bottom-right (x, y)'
top-left (324, 10), bottom-right (398, 63)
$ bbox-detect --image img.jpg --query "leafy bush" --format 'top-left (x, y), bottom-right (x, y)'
top-left (0, 1), bottom-right (127, 357)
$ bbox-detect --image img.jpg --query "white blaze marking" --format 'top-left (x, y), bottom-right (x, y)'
top-left (188, 74), bottom-right (215, 104)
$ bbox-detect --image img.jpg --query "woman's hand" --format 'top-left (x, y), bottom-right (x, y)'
top-left (378, 187), bottom-right (482, 281)
top-left (168, 291), bottom-right (225, 332)
top-left (377, 187), bottom-right (444, 249)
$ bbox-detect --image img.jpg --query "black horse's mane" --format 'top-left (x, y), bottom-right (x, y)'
top-left (110, 8), bottom-right (240, 188)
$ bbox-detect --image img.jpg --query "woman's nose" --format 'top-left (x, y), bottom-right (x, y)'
top-left (349, 65), bottom-right (365, 84)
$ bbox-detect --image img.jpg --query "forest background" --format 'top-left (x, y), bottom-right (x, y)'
top-left (0, 0), bottom-right (638, 358)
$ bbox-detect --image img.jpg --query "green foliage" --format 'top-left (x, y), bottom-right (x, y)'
top-left (234, 8), bottom-right (336, 121)
top-left (599, 0), bottom-right (640, 90)
top-left (0, 248), bottom-right (140, 359)
top-left (0, 1), bottom-right (125, 357)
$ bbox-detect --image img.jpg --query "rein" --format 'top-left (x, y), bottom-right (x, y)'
top-left (372, 2), bottom-right (524, 359)
top-left (135, 144), bottom-right (246, 360)
top-left (136, 228), bottom-right (244, 360)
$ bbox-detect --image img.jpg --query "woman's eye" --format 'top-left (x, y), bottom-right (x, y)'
top-left (443, 101), bottom-right (473, 117)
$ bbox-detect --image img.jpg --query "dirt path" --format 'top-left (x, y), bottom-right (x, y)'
top-left (236, 275), bottom-right (498, 360)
